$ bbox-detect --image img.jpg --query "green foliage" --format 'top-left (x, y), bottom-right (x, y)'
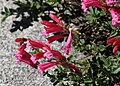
top-left (1, 7), bottom-right (12, 22)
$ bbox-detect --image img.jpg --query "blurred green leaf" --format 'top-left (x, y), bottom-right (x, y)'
top-left (112, 67), bottom-right (120, 74)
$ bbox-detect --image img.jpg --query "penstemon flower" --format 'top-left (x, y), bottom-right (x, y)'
top-left (61, 28), bottom-right (73, 55)
top-left (41, 13), bottom-right (73, 55)
top-left (81, 0), bottom-right (105, 13)
top-left (15, 38), bottom-right (27, 46)
top-left (26, 38), bottom-right (51, 51)
top-left (14, 44), bottom-right (39, 68)
top-left (46, 34), bottom-right (67, 44)
top-left (40, 13), bottom-right (66, 36)
top-left (37, 50), bottom-right (81, 74)
top-left (40, 14), bottom-right (68, 44)
top-left (31, 52), bottom-right (45, 64)
top-left (37, 62), bottom-right (59, 74)
top-left (108, 7), bottom-right (120, 26)
top-left (106, 0), bottom-right (117, 6)
top-left (107, 36), bottom-right (120, 53)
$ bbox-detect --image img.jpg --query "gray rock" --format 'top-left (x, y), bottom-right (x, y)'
top-left (0, 0), bottom-right (54, 86)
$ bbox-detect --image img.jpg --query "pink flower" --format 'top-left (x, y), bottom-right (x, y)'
top-left (43, 51), bottom-right (53, 60)
top-left (81, 0), bottom-right (105, 13)
top-left (37, 62), bottom-right (59, 74)
top-left (44, 50), bottom-right (66, 61)
top-left (106, 0), bottom-right (117, 6)
top-left (31, 52), bottom-right (45, 64)
top-left (46, 34), bottom-right (67, 44)
top-left (26, 39), bottom-right (51, 51)
top-left (14, 44), bottom-right (39, 68)
top-left (41, 20), bottom-right (59, 27)
top-left (40, 14), bottom-right (66, 36)
top-left (40, 13), bottom-right (68, 43)
top-left (37, 50), bottom-right (80, 74)
top-left (107, 36), bottom-right (120, 53)
top-left (61, 28), bottom-right (72, 55)
top-left (42, 26), bottom-right (66, 36)
top-left (49, 13), bottom-right (63, 26)
top-left (15, 38), bottom-right (27, 46)
top-left (109, 7), bottom-right (120, 26)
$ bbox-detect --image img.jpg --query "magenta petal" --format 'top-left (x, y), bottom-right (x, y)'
top-left (81, 0), bottom-right (105, 12)
top-left (49, 13), bottom-right (62, 25)
top-left (113, 41), bottom-right (118, 46)
top-left (51, 50), bottom-right (66, 60)
top-left (107, 37), bottom-right (116, 44)
top-left (37, 62), bottom-right (59, 74)
top-left (42, 30), bottom-right (48, 36)
top-left (15, 38), bottom-right (27, 42)
top-left (42, 26), bottom-right (66, 36)
top-left (44, 50), bottom-right (66, 60)
top-left (44, 51), bottom-right (53, 60)
top-left (40, 20), bottom-right (58, 27)
top-left (113, 45), bottom-right (118, 53)
top-left (31, 52), bottom-right (44, 64)
top-left (109, 7), bottom-right (120, 26)
top-left (45, 26), bottom-right (65, 33)
top-left (46, 34), bottom-right (66, 44)
top-left (106, 0), bottom-right (117, 6)
top-left (14, 47), bottom-right (38, 68)
top-left (26, 39), bottom-right (50, 51)
top-left (61, 29), bottom-right (72, 55)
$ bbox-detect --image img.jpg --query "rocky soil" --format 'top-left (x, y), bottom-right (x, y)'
top-left (0, 0), bottom-right (53, 86)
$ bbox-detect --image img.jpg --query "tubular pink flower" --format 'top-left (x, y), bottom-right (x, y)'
top-left (15, 38), bottom-right (27, 42)
top-left (37, 62), bottom-right (59, 74)
top-left (81, 0), bottom-right (105, 13)
top-left (31, 52), bottom-right (45, 64)
top-left (109, 7), bottom-right (120, 26)
top-left (43, 51), bottom-right (53, 60)
top-left (68, 63), bottom-right (81, 73)
top-left (51, 50), bottom-right (66, 61)
top-left (113, 45), bottom-right (118, 53)
top-left (42, 26), bottom-right (66, 36)
top-left (107, 36), bottom-right (120, 53)
top-left (26, 39), bottom-right (50, 51)
top-left (15, 38), bottom-right (27, 46)
top-left (49, 13), bottom-right (63, 26)
top-left (14, 44), bottom-right (38, 68)
top-left (107, 37), bottom-right (116, 44)
top-left (40, 20), bottom-right (59, 27)
top-left (46, 34), bottom-right (67, 44)
top-left (44, 50), bottom-right (66, 61)
top-left (106, 0), bottom-right (117, 6)
top-left (61, 28), bottom-right (72, 55)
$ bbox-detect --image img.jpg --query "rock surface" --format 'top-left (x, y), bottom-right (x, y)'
top-left (0, 0), bottom-right (54, 86)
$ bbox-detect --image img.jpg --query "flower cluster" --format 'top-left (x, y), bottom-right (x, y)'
top-left (40, 13), bottom-right (72, 55)
top-left (14, 14), bottom-right (80, 74)
top-left (81, 0), bottom-right (120, 53)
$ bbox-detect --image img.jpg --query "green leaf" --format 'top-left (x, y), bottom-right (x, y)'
top-left (79, 39), bottom-right (85, 45)
top-left (99, 45), bottom-right (105, 52)
top-left (57, 81), bottom-right (64, 86)
top-left (86, 44), bottom-right (91, 50)
top-left (112, 67), bottom-right (120, 74)
top-left (103, 58), bottom-right (112, 68)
